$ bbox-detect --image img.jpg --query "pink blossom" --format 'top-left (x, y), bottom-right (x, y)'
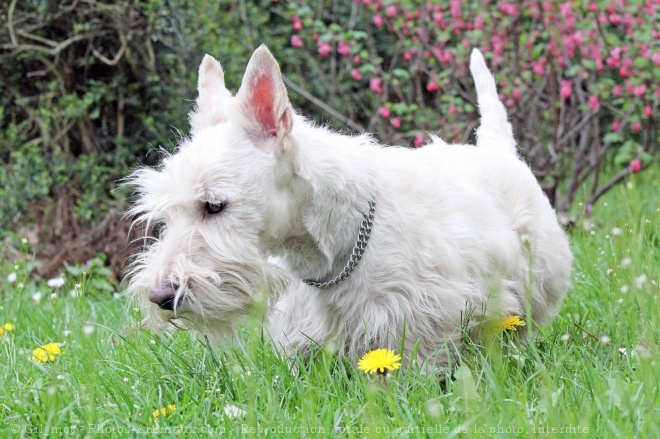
top-left (450, 0), bottom-right (462, 19)
top-left (338, 41), bottom-right (351, 57)
top-left (449, 105), bottom-right (457, 115)
top-left (292, 16), bottom-right (303, 31)
top-left (644, 105), bottom-right (652, 118)
top-left (631, 121), bottom-right (642, 132)
top-left (350, 69), bottom-right (362, 81)
top-left (312, 33), bottom-right (319, 41)
top-left (386, 5), bottom-right (397, 18)
top-left (474, 14), bottom-right (484, 30)
top-left (317, 41), bottom-right (331, 57)
top-left (373, 14), bottom-right (385, 27)
top-left (613, 85), bottom-right (623, 97)
top-left (611, 119), bottom-right (620, 131)
top-left (434, 12), bottom-right (444, 24)
top-left (413, 132), bottom-right (425, 147)
top-left (632, 84), bottom-right (647, 98)
top-left (491, 34), bottom-right (505, 56)
top-left (588, 95), bottom-right (600, 110)
top-left (618, 66), bottom-right (629, 78)
top-left (532, 59), bottom-right (546, 76)
top-left (499, 2), bottom-right (520, 17)
top-left (426, 81), bottom-right (439, 92)
top-left (353, 55), bottom-right (361, 64)
top-left (291, 35), bottom-right (303, 48)
top-left (512, 87), bottom-right (522, 101)
top-left (370, 77), bottom-right (383, 94)
top-left (390, 117), bottom-right (401, 129)
top-left (560, 80), bottom-right (572, 99)
top-left (630, 159), bottom-right (642, 173)
top-left (403, 51), bottom-right (412, 61)
top-left (378, 106), bottom-right (390, 118)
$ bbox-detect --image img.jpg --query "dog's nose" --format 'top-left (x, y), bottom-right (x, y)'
top-left (149, 283), bottom-right (179, 311)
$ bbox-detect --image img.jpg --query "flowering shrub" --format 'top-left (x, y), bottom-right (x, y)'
top-left (279, 0), bottom-right (659, 212)
top-left (1, 0), bottom-right (657, 276)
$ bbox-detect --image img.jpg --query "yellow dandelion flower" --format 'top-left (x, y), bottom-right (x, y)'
top-left (32, 343), bottom-right (62, 363)
top-left (152, 404), bottom-right (176, 419)
top-left (357, 348), bottom-right (402, 374)
top-left (0, 323), bottom-right (13, 336)
top-left (501, 316), bottom-right (526, 331)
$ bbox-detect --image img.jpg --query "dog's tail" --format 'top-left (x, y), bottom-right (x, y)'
top-left (470, 49), bottom-right (517, 154)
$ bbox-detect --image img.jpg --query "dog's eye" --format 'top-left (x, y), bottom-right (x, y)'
top-left (204, 201), bottom-right (226, 215)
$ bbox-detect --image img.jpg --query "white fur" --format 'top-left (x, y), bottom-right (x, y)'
top-left (126, 46), bottom-right (572, 370)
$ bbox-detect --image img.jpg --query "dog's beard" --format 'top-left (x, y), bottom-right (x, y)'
top-left (128, 253), bottom-right (291, 336)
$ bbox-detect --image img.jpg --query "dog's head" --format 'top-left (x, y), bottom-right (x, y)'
top-left (125, 46), bottom-right (297, 333)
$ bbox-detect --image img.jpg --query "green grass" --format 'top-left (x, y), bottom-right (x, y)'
top-left (1, 169), bottom-right (658, 438)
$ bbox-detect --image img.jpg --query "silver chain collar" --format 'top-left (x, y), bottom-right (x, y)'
top-left (302, 197), bottom-right (376, 288)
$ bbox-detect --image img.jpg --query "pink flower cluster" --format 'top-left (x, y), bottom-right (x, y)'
top-left (288, 0), bottom-right (659, 150)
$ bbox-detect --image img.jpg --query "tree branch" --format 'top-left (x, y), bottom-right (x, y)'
top-left (282, 75), bottom-right (365, 132)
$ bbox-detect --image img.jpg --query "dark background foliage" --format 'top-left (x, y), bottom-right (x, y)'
top-left (0, 0), bottom-right (657, 279)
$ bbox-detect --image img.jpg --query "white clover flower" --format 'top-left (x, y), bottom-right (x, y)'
top-left (83, 325), bottom-right (95, 335)
top-left (47, 277), bottom-right (65, 288)
top-left (620, 258), bottom-right (632, 268)
top-left (7, 273), bottom-right (17, 283)
top-left (32, 292), bottom-right (42, 304)
top-left (610, 227), bottom-right (622, 236)
top-left (599, 335), bottom-right (611, 344)
top-left (635, 274), bottom-right (647, 288)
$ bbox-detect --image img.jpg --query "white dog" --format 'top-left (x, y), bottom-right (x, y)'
top-left (126, 46), bottom-right (572, 370)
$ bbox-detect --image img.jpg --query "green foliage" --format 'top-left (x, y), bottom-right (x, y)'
top-left (64, 255), bottom-right (117, 295)
top-left (0, 0), bottom-right (284, 232)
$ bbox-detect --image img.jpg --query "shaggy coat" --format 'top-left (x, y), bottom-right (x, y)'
top-left (127, 46), bottom-right (572, 370)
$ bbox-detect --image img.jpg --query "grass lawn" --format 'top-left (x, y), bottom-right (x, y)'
top-left (1, 168), bottom-right (658, 438)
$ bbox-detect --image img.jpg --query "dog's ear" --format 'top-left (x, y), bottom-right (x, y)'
top-left (235, 45), bottom-right (293, 150)
top-left (190, 54), bottom-right (232, 134)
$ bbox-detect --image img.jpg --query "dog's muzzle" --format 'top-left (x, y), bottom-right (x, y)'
top-left (149, 282), bottom-right (179, 311)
